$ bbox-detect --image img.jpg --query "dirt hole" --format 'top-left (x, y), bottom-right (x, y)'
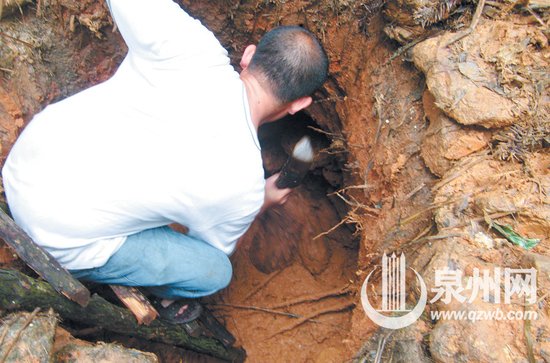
top-left (202, 111), bottom-right (359, 362)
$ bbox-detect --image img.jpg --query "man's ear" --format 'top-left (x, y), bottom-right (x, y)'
top-left (288, 96), bottom-right (313, 115)
top-left (240, 45), bottom-right (256, 70)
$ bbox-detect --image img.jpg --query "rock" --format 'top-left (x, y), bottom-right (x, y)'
top-left (349, 321), bottom-right (431, 363)
top-left (54, 342), bottom-right (158, 363)
top-left (411, 20), bottom-right (547, 128)
top-left (421, 91), bottom-right (491, 177)
top-left (384, 24), bottom-right (422, 44)
top-left (51, 326), bottom-right (159, 363)
top-left (523, 252), bottom-right (550, 302)
top-left (412, 236), bottom-right (494, 292)
top-left (411, 234), bottom-right (550, 362)
top-left (0, 309), bottom-right (57, 362)
top-left (429, 296), bottom-right (550, 363)
top-left (473, 232), bottom-right (495, 249)
top-left (392, 321), bottom-right (432, 363)
top-left (526, 252), bottom-right (550, 279)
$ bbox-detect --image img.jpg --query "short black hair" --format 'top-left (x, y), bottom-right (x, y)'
top-left (248, 26), bottom-right (329, 104)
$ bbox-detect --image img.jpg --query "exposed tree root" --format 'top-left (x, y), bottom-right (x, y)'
top-left (265, 301), bottom-right (355, 340)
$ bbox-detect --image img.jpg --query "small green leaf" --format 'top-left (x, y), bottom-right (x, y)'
top-left (492, 223), bottom-right (540, 250)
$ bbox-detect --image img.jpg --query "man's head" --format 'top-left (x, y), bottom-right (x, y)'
top-left (241, 26), bottom-right (329, 106)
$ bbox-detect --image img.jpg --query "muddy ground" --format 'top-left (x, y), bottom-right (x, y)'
top-left (0, 0), bottom-right (548, 362)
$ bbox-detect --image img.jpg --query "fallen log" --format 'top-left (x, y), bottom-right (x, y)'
top-left (0, 208), bottom-right (90, 307)
top-left (0, 269), bottom-right (245, 362)
top-left (0, 206), bottom-right (156, 323)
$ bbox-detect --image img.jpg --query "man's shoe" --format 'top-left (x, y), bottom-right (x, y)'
top-left (153, 299), bottom-right (203, 324)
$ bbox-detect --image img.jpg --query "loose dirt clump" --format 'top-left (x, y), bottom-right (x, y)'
top-left (421, 91), bottom-right (491, 176)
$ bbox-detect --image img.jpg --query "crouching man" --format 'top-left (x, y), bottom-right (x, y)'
top-left (2, 0), bottom-right (328, 323)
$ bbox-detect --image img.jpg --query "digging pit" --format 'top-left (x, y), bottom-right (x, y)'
top-left (0, 1), bottom-right (548, 362)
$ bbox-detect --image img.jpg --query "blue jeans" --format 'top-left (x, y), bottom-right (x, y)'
top-left (70, 226), bottom-right (233, 299)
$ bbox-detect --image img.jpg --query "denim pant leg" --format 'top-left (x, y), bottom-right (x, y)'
top-left (70, 226), bottom-right (233, 299)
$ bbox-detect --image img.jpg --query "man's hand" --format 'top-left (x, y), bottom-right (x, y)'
top-left (260, 173), bottom-right (292, 214)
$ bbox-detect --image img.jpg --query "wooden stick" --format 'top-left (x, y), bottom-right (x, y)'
top-left (0, 269), bottom-right (245, 362)
top-left (110, 285), bottom-right (158, 325)
top-left (0, 31), bottom-right (35, 48)
top-left (386, 32), bottom-right (436, 64)
top-left (526, 6), bottom-right (545, 26)
top-left (0, 208), bottom-right (90, 307)
top-left (403, 183), bottom-right (426, 201)
top-left (444, 0), bottom-right (486, 47)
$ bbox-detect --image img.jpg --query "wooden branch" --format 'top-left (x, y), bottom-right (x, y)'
top-left (110, 285), bottom-right (158, 326)
top-left (0, 208), bottom-right (90, 307)
top-left (0, 269), bottom-right (245, 362)
top-left (443, 0), bottom-right (486, 47)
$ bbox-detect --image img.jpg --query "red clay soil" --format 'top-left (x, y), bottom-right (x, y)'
top-left (1, 1), bottom-right (548, 362)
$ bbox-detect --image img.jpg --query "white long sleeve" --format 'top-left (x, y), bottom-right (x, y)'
top-left (106, 0), bottom-right (222, 61)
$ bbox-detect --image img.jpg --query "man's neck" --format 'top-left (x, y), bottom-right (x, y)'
top-left (240, 71), bottom-right (283, 130)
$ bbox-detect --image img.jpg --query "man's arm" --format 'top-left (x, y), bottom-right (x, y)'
top-left (105, 0), bottom-right (225, 61)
